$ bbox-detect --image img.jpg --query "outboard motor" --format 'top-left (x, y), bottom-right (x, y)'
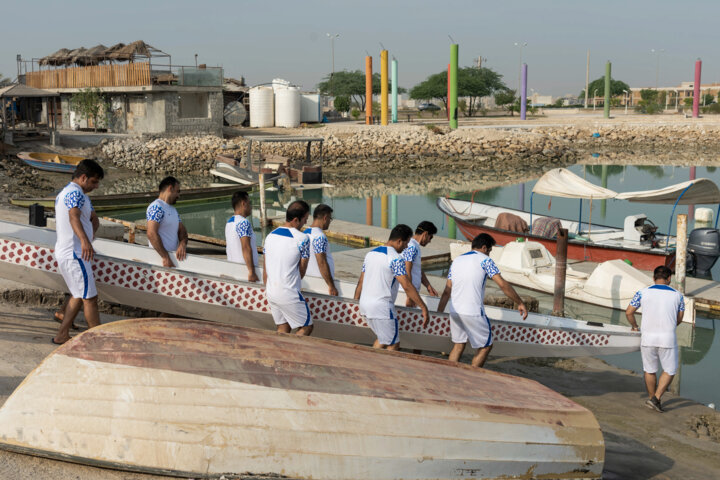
top-left (687, 228), bottom-right (720, 278)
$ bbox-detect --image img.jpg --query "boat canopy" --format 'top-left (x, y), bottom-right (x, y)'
top-left (615, 178), bottom-right (720, 205)
top-left (532, 168), bottom-right (617, 199)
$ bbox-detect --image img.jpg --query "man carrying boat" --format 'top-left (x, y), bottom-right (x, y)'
top-left (225, 191), bottom-right (259, 282)
top-left (401, 221), bottom-right (439, 307)
top-left (304, 204), bottom-right (338, 296)
top-left (625, 266), bottom-right (685, 413)
top-left (263, 200), bottom-right (313, 336)
top-left (52, 160), bottom-right (104, 345)
top-left (437, 233), bottom-right (528, 368)
top-left (354, 224), bottom-right (429, 350)
top-left (146, 176), bottom-right (188, 268)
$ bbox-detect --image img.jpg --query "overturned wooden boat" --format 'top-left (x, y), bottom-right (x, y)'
top-left (0, 318), bottom-right (605, 479)
top-left (17, 151), bottom-right (85, 173)
top-left (0, 220), bottom-right (641, 357)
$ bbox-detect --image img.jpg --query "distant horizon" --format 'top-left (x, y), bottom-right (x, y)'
top-left (2, 0), bottom-right (719, 98)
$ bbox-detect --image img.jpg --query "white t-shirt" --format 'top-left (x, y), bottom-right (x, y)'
top-left (263, 227), bottom-right (310, 303)
top-left (400, 237), bottom-right (422, 290)
top-left (447, 250), bottom-right (500, 316)
top-left (629, 284), bottom-right (685, 348)
top-left (225, 214), bottom-right (258, 268)
top-left (54, 182), bottom-right (94, 261)
top-left (304, 226), bottom-right (334, 278)
top-left (146, 199), bottom-right (181, 252)
top-left (359, 245), bottom-right (407, 319)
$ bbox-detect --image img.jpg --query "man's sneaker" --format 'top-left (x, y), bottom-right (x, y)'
top-left (645, 396), bottom-right (664, 413)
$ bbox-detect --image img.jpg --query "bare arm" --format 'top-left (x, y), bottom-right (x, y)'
top-left (625, 304), bottom-right (640, 331)
top-left (421, 271), bottom-right (438, 296)
top-left (69, 208), bottom-right (93, 261)
top-left (676, 310), bottom-right (684, 326)
top-left (240, 237), bottom-right (259, 282)
top-left (315, 252), bottom-right (338, 296)
top-left (262, 255), bottom-right (267, 285)
top-left (90, 210), bottom-right (99, 237)
top-left (492, 274), bottom-right (528, 320)
top-left (175, 223), bottom-right (189, 261)
top-left (147, 220), bottom-right (172, 268)
top-left (299, 257), bottom-right (309, 278)
top-left (437, 279), bottom-right (452, 312)
top-left (354, 271), bottom-right (364, 300)
top-left (398, 275), bottom-right (429, 327)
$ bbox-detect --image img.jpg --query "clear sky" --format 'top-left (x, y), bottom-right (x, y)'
top-left (2, 0), bottom-right (719, 97)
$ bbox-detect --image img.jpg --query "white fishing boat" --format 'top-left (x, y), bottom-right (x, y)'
top-left (0, 318), bottom-right (605, 479)
top-left (449, 239), bottom-right (695, 324)
top-left (0, 220), bottom-right (640, 357)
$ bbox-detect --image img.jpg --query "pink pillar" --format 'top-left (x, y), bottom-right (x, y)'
top-left (447, 63), bottom-right (450, 121)
top-left (693, 59), bottom-right (702, 118)
top-left (689, 166), bottom-right (696, 221)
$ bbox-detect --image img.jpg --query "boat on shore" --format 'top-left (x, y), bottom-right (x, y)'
top-left (9, 180), bottom-right (274, 212)
top-left (0, 317), bottom-right (604, 479)
top-left (0, 219), bottom-right (641, 357)
top-left (17, 152), bottom-right (85, 173)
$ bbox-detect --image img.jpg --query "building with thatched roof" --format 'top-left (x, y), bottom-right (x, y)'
top-left (18, 41), bottom-right (224, 136)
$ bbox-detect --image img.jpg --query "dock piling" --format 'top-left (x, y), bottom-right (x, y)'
top-left (381, 50), bottom-right (388, 125)
top-left (552, 228), bottom-right (569, 316)
top-left (380, 195), bottom-right (389, 228)
top-left (365, 197), bottom-right (373, 225)
top-left (365, 56), bottom-right (373, 125)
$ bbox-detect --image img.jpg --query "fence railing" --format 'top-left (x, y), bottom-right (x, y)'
top-left (25, 63), bottom-right (152, 89)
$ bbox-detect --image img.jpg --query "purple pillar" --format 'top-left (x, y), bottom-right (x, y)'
top-left (520, 63), bottom-right (528, 120)
top-left (689, 166), bottom-right (696, 220)
top-left (693, 59), bottom-right (702, 118)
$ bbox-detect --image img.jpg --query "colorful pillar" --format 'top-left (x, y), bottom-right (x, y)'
top-left (446, 64), bottom-right (450, 120)
top-left (365, 56), bottom-right (373, 125)
top-left (601, 165), bottom-right (608, 217)
top-left (365, 197), bottom-right (373, 225)
top-left (604, 61), bottom-right (611, 119)
top-left (390, 194), bottom-right (398, 227)
top-left (381, 195), bottom-right (389, 228)
top-left (449, 44), bottom-right (459, 129)
top-left (391, 59), bottom-right (398, 123)
top-left (693, 59), bottom-right (702, 118)
top-left (380, 50), bottom-right (389, 125)
top-left (520, 63), bottom-right (528, 120)
top-left (448, 192), bottom-right (457, 239)
top-left (689, 166), bottom-right (696, 220)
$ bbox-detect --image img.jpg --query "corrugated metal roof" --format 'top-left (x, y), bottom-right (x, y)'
top-left (0, 84), bottom-right (59, 98)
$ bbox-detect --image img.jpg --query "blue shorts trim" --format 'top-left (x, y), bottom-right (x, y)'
top-left (299, 292), bottom-right (311, 327)
top-left (390, 309), bottom-right (398, 345)
top-left (73, 252), bottom-right (89, 299)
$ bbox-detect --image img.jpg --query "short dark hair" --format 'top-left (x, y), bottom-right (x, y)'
top-left (471, 233), bottom-right (496, 250)
top-left (313, 203), bottom-right (333, 219)
top-left (286, 200), bottom-right (310, 222)
top-left (389, 224), bottom-right (413, 242)
top-left (416, 221), bottom-right (437, 235)
top-left (159, 176), bottom-right (179, 192)
top-left (231, 191), bottom-right (249, 209)
top-left (653, 265), bottom-right (673, 280)
top-left (72, 159), bottom-right (104, 180)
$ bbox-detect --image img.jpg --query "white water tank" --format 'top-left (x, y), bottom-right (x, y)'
top-left (275, 87), bottom-right (301, 128)
top-left (249, 86), bottom-right (274, 128)
top-left (300, 94), bottom-right (322, 123)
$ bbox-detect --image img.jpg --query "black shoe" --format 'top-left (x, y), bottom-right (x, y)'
top-left (645, 396), bottom-right (664, 413)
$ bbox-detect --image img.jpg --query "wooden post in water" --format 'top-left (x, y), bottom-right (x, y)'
top-left (365, 197), bottom-right (373, 225)
top-left (676, 214), bottom-right (687, 294)
top-left (552, 228), bottom-right (569, 316)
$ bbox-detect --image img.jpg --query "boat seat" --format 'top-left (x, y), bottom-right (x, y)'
top-left (532, 217), bottom-right (562, 238)
top-left (495, 212), bottom-right (529, 233)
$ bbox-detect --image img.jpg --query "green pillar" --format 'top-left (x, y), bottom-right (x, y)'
top-left (449, 44), bottom-right (459, 129)
top-left (601, 164), bottom-right (608, 217)
top-left (390, 194), bottom-right (398, 227)
top-left (448, 192), bottom-right (457, 239)
top-left (604, 61), bottom-right (611, 119)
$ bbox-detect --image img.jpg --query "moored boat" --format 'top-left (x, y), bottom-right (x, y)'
top-left (0, 219), bottom-right (641, 357)
top-left (17, 151), bottom-right (86, 173)
top-left (0, 317), bottom-right (605, 479)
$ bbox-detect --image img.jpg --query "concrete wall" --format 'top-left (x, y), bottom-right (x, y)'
top-left (165, 91), bottom-right (223, 136)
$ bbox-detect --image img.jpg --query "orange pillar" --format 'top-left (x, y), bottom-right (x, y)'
top-left (365, 56), bottom-right (373, 125)
top-left (365, 197), bottom-right (373, 225)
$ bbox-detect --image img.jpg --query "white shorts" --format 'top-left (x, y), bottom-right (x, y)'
top-left (641, 345), bottom-right (678, 375)
top-left (57, 254), bottom-right (97, 300)
top-left (450, 311), bottom-right (492, 349)
top-left (267, 292), bottom-right (312, 330)
top-left (363, 314), bottom-right (399, 346)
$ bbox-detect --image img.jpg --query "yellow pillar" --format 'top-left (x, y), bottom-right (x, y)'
top-left (381, 50), bottom-right (388, 125)
top-left (381, 195), bottom-right (389, 228)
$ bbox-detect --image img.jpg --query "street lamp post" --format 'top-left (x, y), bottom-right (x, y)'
top-left (593, 89), bottom-right (598, 111)
top-left (651, 48), bottom-right (665, 89)
top-left (326, 33), bottom-right (340, 96)
top-left (623, 89), bottom-right (628, 115)
top-left (514, 42), bottom-right (527, 94)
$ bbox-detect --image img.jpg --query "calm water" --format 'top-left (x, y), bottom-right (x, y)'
top-left (108, 161), bottom-right (720, 408)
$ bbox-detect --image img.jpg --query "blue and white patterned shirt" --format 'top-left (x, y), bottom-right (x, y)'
top-left (225, 214), bottom-right (258, 268)
top-left (359, 245), bottom-right (407, 319)
top-left (447, 250), bottom-right (500, 316)
top-left (146, 199), bottom-right (182, 252)
top-left (629, 284), bottom-right (685, 348)
top-left (304, 226), bottom-right (335, 278)
top-left (401, 237), bottom-right (422, 290)
top-left (54, 182), bottom-right (94, 261)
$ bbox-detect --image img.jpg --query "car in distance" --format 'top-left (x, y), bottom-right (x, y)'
top-left (418, 103), bottom-right (441, 111)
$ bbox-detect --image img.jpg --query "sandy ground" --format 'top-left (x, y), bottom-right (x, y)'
top-left (0, 291), bottom-right (717, 480)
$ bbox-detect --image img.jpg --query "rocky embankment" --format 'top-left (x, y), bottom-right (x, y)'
top-left (96, 123), bottom-right (720, 176)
